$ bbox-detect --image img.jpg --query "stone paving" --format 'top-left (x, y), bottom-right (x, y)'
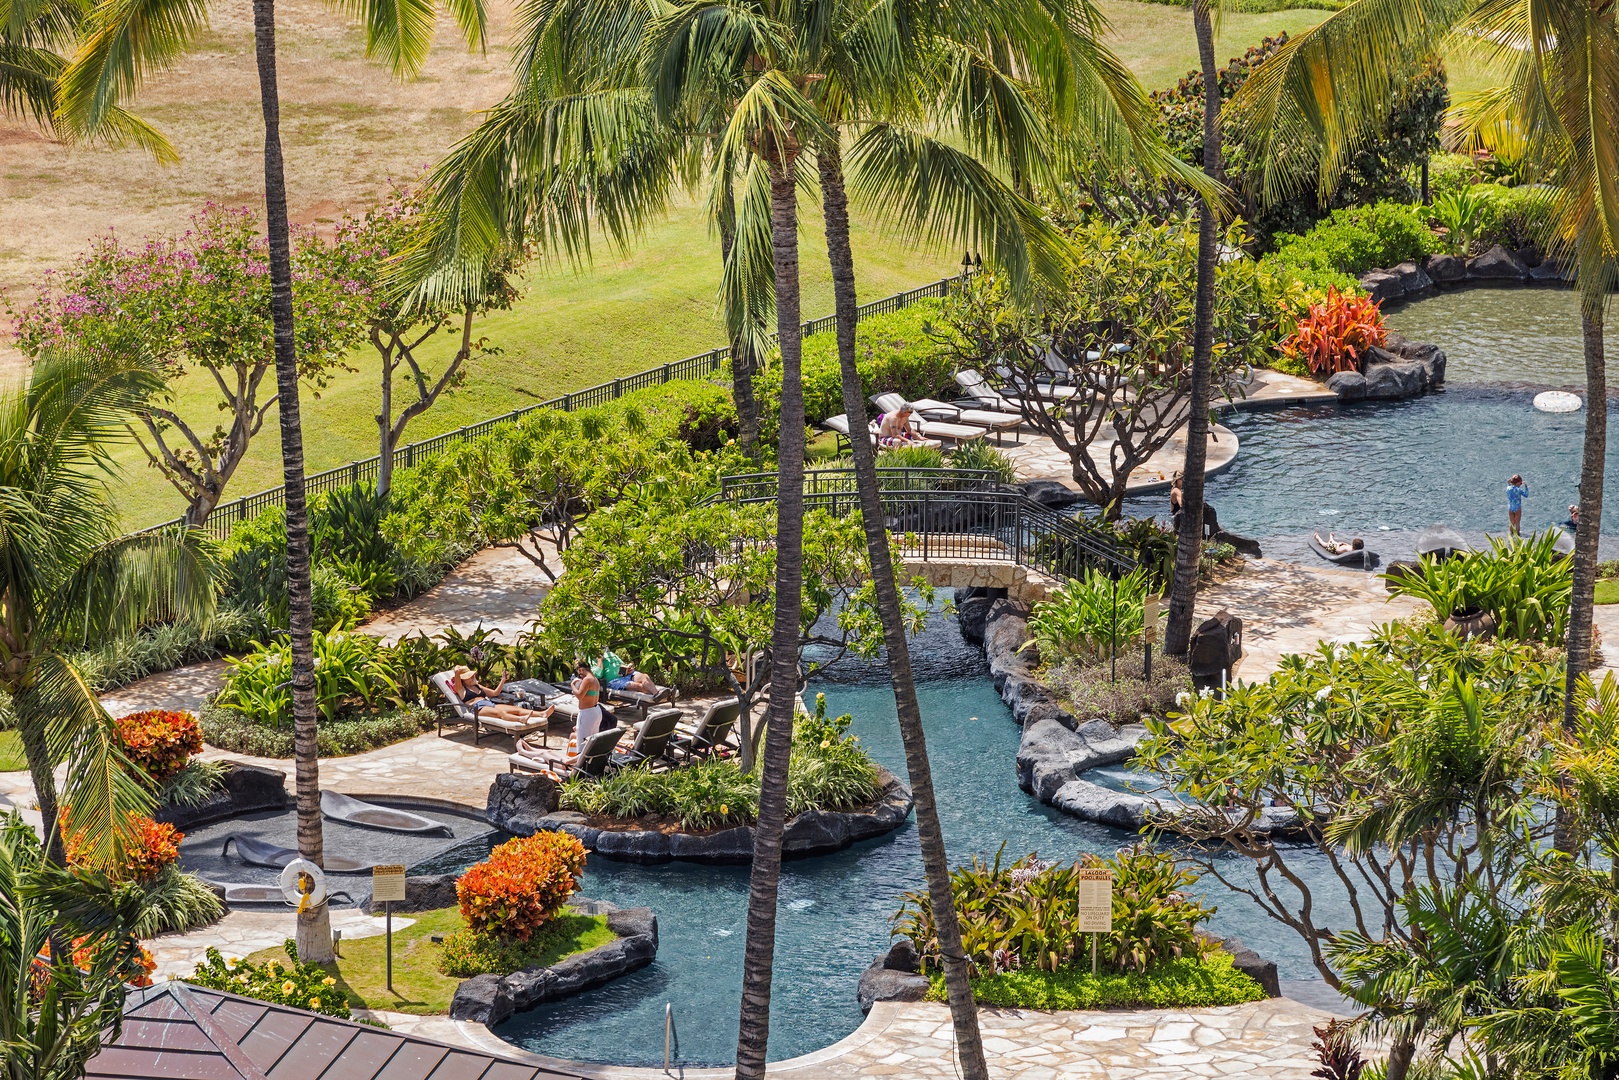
top-left (374, 998), bottom-right (1333, 1079)
top-left (1197, 558), bottom-right (1421, 682)
top-left (1006, 425), bottom-right (1239, 500)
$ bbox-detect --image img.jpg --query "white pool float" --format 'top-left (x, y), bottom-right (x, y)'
top-left (1535, 391), bottom-right (1582, 412)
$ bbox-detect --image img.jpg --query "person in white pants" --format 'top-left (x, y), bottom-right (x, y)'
top-left (570, 659), bottom-right (604, 758)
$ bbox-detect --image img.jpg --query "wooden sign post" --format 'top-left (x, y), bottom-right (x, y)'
top-left (1142, 595), bottom-right (1162, 682)
top-left (372, 865), bottom-right (407, 991)
top-left (1076, 867), bottom-right (1114, 975)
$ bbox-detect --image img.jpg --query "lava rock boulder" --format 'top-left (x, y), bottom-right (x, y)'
top-left (485, 772), bottom-right (560, 835)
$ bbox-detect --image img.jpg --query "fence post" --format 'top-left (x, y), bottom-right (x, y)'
top-left (613, 377), bottom-right (622, 399)
top-left (662, 363), bottom-right (672, 384)
top-left (563, 391), bottom-right (572, 411)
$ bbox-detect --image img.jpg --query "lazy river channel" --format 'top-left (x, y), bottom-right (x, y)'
top-left (468, 613), bottom-right (1351, 1067)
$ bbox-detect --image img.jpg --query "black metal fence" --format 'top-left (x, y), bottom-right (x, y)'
top-left (715, 468), bottom-right (1133, 582)
top-left (138, 273), bottom-right (970, 540)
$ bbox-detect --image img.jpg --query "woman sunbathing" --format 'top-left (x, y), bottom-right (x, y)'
top-left (1314, 532), bottom-right (1364, 555)
top-left (451, 665), bottom-right (553, 726)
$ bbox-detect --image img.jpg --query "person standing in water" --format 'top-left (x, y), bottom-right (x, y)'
top-left (1507, 474), bottom-right (1529, 536)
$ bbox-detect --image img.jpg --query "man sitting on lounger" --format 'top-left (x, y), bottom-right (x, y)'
top-left (606, 658), bottom-right (658, 695)
top-left (876, 406), bottom-right (929, 447)
top-left (1315, 532), bottom-right (1364, 555)
top-left (451, 665), bottom-right (553, 727)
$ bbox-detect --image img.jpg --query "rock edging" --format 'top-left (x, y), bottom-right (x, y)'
top-left (154, 762), bottom-right (289, 831)
top-left (486, 767), bottom-right (914, 864)
top-left (1359, 244), bottom-right (1568, 307)
top-left (857, 939), bottom-right (929, 1015)
top-left (983, 601), bottom-right (1300, 836)
top-left (449, 905), bottom-right (658, 1026)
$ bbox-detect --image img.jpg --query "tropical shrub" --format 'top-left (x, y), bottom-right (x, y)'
top-left (68, 613), bottom-right (246, 692)
top-left (186, 942), bottom-right (350, 1018)
top-left (935, 951), bottom-right (1264, 1010)
top-left (1384, 531), bottom-right (1571, 643)
top-left (1026, 567), bottom-right (1156, 663)
top-left (1279, 288), bottom-right (1388, 377)
top-left (61, 808), bottom-right (222, 935)
top-left (757, 301), bottom-right (956, 424)
top-left (200, 703), bottom-right (435, 759)
top-left (1042, 647), bottom-right (1190, 725)
top-left (62, 811), bottom-right (180, 884)
top-left (456, 831), bottom-right (588, 942)
top-left (893, 845), bottom-right (1216, 976)
top-left (947, 440), bottom-right (1017, 484)
top-left (1431, 188), bottom-right (1491, 253)
top-left (788, 694), bottom-right (882, 815)
top-left (215, 630), bottom-right (402, 728)
top-left (1269, 202), bottom-right (1438, 277)
top-left (1473, 182), bottom-right (1556, 251)
top-left (874, 444), bottom-right (946, 470)
top-left (437, 912), bottom-right (614, 977)
top-left (113, 709), bottom-right (202, 787)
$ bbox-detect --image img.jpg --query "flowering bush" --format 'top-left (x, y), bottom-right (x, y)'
top-left (185, 942), bottom-right (350, 1017)
top-left (115, 709), bottom-right (203, 786)
top-left (456, 832), bottom-right (587, 941)
top-left (1280, 288), bottom-right (1388, 376)
top-left (33, 938), bottom-right (157, 997)
top-left (61, 810), bottom-right (182, 884)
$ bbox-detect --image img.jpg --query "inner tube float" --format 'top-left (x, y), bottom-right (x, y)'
top-left (1534, 390), bottom-right (1582, 413)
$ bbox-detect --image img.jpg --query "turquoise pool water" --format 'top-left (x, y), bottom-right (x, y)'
top-left (484, 616), bottom-right (1349, 1067)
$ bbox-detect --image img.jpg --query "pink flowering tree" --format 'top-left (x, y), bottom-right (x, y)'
top-left (12, 205), bottom-right (372, 526)
top-left (342, 187), bottom-right (522, 495)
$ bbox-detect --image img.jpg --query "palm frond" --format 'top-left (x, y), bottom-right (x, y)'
top-left (45, 526), bottom-right (216, 645)
top-left (55, 0), bottom-right (209, 141)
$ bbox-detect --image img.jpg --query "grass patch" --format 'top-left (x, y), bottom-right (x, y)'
top-left (1597, 579), bottom-right (1619, 605)
top-left (0, 730), bottom-right (25, 772)
top-left (241, 907), bottom-right (613, 1015)
top-left (928, 952), bottom-right (1267, 1011)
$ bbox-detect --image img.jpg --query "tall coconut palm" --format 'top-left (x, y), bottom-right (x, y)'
top-left (1164, 0), bottom-right (1225, 657)
top-left (1231, 0), bottom-right (1618, 736)
top-left (58, 0), bottom-right (489, 964)
top-left (806, 1), bottom-right (1198, 1069)
top-left (0, 347), bottom-right (213, 871)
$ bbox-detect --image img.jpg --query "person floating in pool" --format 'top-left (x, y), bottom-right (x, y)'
top-left (1507, 474), bottom-right (1529, 536)
top-left (1315, 533), bottom-right (1364, 556)
top-left (1563, 504), bottom-right (1580, 532)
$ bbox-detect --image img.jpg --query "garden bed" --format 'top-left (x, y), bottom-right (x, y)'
top-left (932, 952), bottom-right (1267, 1011)
top-left (200, 702), bottom-right (437, 758)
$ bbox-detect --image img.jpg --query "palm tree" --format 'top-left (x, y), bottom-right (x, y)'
top-left (58, 0), bottom-right (488, 964)
top-left (1230, 0), bottom-right (1618, 737)
top-left (0, 348), bottom-right (213, 871)
top-left (1164, 0), bottom-right (1224, 657)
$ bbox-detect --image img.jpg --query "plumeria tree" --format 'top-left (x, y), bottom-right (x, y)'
top-left (12, 205), bottom-right (372, 526)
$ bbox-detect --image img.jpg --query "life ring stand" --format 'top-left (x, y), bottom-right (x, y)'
top-left (279, 859), bottom-right (327, 911)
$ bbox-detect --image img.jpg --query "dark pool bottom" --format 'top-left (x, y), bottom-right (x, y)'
top-left (489, 619), bottom-right (1352, 1067)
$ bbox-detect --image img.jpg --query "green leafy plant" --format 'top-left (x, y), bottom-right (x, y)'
top-left (947, 440), bottom-right (1018, 483)
top-left (1026, 567), bottom-right (1155, 663)
top-left (1042, 647), bottom-right (1190, 725)
top-left (932, 951), bottom-right (1265, 1009)
top-left (1384, 531), bottom-right (1571, 642)
top-left (1269, 202), bottom-right (1439, 277)
top-left (436, 912), bottom-right (615, 977)
top-left (199, 703), bottom-right (434, 758)
top-left (216, 630), bottom-right (402, 727)
top-left (186, 942), bottom-right (350, 1018)
top-left (893, 845), bottom-right (1217, 976)
top-left (1432, 188), bottom-right (1491, 253)
top-left (788, 694), bottom-right (882, 815)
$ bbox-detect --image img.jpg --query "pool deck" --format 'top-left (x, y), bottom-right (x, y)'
top-left (364, 996), bottom-right (1332, 1079)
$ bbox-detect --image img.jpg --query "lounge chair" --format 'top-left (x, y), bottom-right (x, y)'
top-left (509, 724), bottom-right (624, 779)
top-left (994, 363), bottom-right (1083, 401)
top-left (871, 394), bottom-right (1022, 445)
top-left (955, 369), bottom-right (1056, 412)
top-left (608, 708), bottom-right (684, 772)
top-left (669, 699), bottom-right (744, 762)
top-left (430, 670), bottom-right (550, 746)
top-left (320, 790), bottom-right (452, 837)
top-left (604, 683), bottom-right (679, 723)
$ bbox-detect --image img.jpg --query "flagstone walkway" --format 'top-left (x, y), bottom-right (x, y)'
top-left (365, 997), bottom-right (1332, 1079)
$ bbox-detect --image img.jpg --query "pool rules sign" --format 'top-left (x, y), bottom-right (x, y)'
top-left (1077, 867), bottom-right (1114, 973)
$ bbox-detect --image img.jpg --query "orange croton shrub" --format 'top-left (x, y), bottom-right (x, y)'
top-left (33, 938), bottom-right (157, 995)
top-left (1280, 287), bottom-right (1388, 376)
top-left (115, 708), bottom-right (204, 786)
top-left (61, 808), bottom-right (183, 883)
top-left (457, 831), bottom-right (587, 941)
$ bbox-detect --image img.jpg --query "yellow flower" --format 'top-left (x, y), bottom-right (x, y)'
top-left (264, 959), bottom-right (278, 972)
top-left (322, 976), bottom-right (336, 986)
top-left (719, 804), bottom-right (729, 816)
top-left (281, 980), bottom-right (296, 994)
top-left (310, 997), bottom-right (321, 1008)
top-left (821, 739), bottom-right (830, 749)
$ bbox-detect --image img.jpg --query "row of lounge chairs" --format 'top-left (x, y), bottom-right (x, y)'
top-left (822, 388), bottom-right (1027, 451)
top-left (508, 699), bottom-right (745, 781)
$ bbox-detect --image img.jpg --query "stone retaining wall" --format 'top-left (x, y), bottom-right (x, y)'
top-left (449, 904), bottom-right (658, 1026)
top-left (486, 767), bottom-right (914, 864)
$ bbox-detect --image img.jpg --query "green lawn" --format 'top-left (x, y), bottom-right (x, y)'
top-left (242, 906), bottom-right (613, 1015)
top-left (0, 731), bottom-right (25, 772)
top-left (1596, 579), bottom-right (1619, 605)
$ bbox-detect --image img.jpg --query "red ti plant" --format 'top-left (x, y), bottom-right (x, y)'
top-left (1281, 288), bottom-right (1388, 376)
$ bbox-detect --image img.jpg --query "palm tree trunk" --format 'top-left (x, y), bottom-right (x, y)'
top-left (18, 716), bottom-right (64, 865)
top-left (733, 146), bottom-right (804, 1079)
top-left (718, 190), bottom-right (761, 461)
top-left (1565, 295), bottom-right (1606, 723)
top-left (1165, 0), bottom-right (1223, 657)
top-left (250, 0), bottom-right (332, 963)
top-left (817, 142), bottom-right (989, 1080)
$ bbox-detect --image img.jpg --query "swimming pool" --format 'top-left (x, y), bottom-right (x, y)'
top-left (486, 614), bottom-right (1350, 1066)
top-left (1119, 286), bottom-right (1616, 563)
